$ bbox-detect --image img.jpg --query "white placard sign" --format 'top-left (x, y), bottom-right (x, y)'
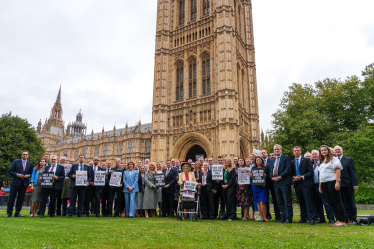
top-left (182, 181), bottom-right (196, 198)
top-left (211, 165), bottom-right (223, 180)
top-left (238, 168), bottom-right (251, 184)
top-left (109, 172), bottom-right (122, 187)
top-left (62, 164), bottom-right (72, 179)
top-left (94, 171), bottom-right (106, 186)
top-left (253, 149), bottom-right (261, 157)
top-left (76, 170), bottom-right (87, 186)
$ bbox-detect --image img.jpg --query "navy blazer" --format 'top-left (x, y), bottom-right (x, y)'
top-left (339, 156), bottom-right (358, 187)
top-left (8, 159), bottom-right (34, 187)
top-left (68, 164), bottom-right (92, 188)
top-left (44, 164), bottom-right (65, 190)
top-left (162, 168), bottom-right (177, 193)
top-left (269, 154), bottom-right (293, 186)
top-left (292, 157), bottom-right (314, 188)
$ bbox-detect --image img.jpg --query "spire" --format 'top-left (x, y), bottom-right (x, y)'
top-left (113, 124), bottom-right (116, 136)
top-left (138, 119), bottom-right (141, 133)
top-left (91, 129), bottom-right (94, 140)
top-left (125, 121), bottom-right (128, 133)
top-left (37, 119), bottom-right (42, 134)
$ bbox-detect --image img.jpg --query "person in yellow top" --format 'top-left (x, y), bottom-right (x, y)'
top-left (178, 162), bottom-right (197, 191)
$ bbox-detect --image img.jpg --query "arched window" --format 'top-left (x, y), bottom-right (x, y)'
top-left (189, 58), bottom-right (197, 98)
top-left (202, 54), bottom-right (211, 95)
top-left (191, 0), bottom-right (197, 21)
top-left (203, 0), bottom-right (210, 16)
top-left (176, 62), bottom-right (184, 101)
top-left (179, 0), bottom-right (185, 25)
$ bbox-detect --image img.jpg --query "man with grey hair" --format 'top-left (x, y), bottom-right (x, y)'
top-left (304, 152), bottom-right (312, 161)
top-left (334, 145), bottom-right (358, 224)
top-left (39, 155), bottom-right (65, 218)
top-left (311, 150), bottom-right (335, 224)
top-left (270, 144), bottom-right (293, 223)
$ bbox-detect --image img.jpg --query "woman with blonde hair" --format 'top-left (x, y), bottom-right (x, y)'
top-left (155, 162), bottom-right (163, 216)
top-left (30, 158), bottom-right (46, 217)
top-left (318, 145), bottom-right (345, 227)
top-left (194, 162), bottom-right (203, 187)
top-left (143, 162), bottom-right (158, 218)
top-left (222, 158), bottom-right (237, 221)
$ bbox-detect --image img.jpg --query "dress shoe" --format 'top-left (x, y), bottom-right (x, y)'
top-left (50, 214), bottom-right (56, 218)
top-left (283, 220), bottom-right (292, 224)
top-left (5, 214), bottom-right (11, 218)
top-left (328, 219), bottom-right (336, 224)
top-left (68, 215), bottom-right (72, 218)
top-left (297, 219), bottom-right (307, 223)
top-left (40, 215), bottom-right (44, 218)
top-left (14, 214), bottom-right (25, 217)
top-left (275, 219), bottom-right (282, 223)
top-left (309, 220), bottom-right (315, 225)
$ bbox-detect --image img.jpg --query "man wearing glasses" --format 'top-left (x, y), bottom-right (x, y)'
top-left (6, 150), bottom-right (34, 218)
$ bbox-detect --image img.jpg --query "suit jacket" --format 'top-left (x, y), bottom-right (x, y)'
top-left (123, 170), bottom-right (139, 193)
top-left (225, 168), bottom-right (236, 189)
top-left (291, 157), bottom-right (314, 188)
top-left (91, 165), bottom-right (105, 189)
top-left (108, 166), bottom-right (124, 189)
top-left (138, 172), bottom-right (145, 192)
top-left (269, 154), bottom-right (293, 186)
top-left (339, 156), bottom-right (358, 187)
top-left (162, 168), bottom-right (177, 193)
top-left (8, 159), bottom-right (34, 187)
top-left (194, 171), bottom-right (203, 184)
top-left (68, 164), bottom-right (92, 188)
top-left (44, 164), bottom-right (65, 190)
top-left (203, 170), bottom-right (215, 192)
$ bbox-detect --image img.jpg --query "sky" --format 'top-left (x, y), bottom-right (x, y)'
top-left (1, 0), bottom-right (373, 135)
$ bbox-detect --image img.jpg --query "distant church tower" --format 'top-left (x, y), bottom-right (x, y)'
top-left (151, 0), bottom-right (260, 162)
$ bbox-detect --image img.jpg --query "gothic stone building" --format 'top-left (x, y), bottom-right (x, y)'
top-left (38, 0), bottom-right (260, 163)
top-left (37, 87), bottom-right (152, 163)
top-left (151, 0), bottom-right (260, 162)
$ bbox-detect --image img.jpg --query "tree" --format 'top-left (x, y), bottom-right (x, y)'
top-left (269, 64), bottom-right (374, 183)
top-left (0, 112), bottom-right (45, 186)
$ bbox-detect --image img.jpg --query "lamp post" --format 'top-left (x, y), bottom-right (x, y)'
top-left (254, 137), bottom-right (259, 150)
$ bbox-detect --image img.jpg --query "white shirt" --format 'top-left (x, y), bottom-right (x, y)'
top-left (318, 157), bottom-right (343, 183)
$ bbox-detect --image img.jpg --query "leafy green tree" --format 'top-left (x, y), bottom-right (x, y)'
top-left (0, 112), bottom-right (45, 186)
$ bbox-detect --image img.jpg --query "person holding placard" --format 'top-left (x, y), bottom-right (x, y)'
top-left (68, 155), bottom-right (92, 218)
top-left (61, 159), bottom-right (74, 216)
top-left (101, 161), bottom-right (112, 217)
top-left (39, 156), bottom-right (65, 218)
top-left (222, 158), bottom-right (236, 221)
top-left (236, 158), bottom-right (252, 220)
top-left (87, 157), bottom-right (105, 217)
top-left (200, 162), bottom-right (215, 219)
top-left (123, 161), bottom-right (139, 218)
top-left (143, 162), bottom-right (158, 218)
top-left (109, 159), bottom-right (124, 217)
top-left (178, 162), bottom-right (197, 219)
top-left (30, 158), bottom-right (47, 217)
top-left (213, 156), bottom-right (225, 218)
top-left (249, 157), bottom-right (270, 222)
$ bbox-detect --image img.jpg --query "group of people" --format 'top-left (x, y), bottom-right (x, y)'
top-left (5, 143), bottom-right (358, 227)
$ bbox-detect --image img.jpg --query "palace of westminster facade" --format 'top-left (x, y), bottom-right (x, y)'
top-left (38, 0), bottom-right (266, 163)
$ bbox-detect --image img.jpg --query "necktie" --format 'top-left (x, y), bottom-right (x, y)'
top-left (22, 160), bottom-right (26, 171)
top-left (166, 168), bottom-right (170, 177)
top-left (80, 164), bottom-right (83, 171)
top-left (51, 164), bottom-right (55, 173)
top-left (313, 161), bottom-right (317, 170)
top-left (274, 157), bottom-right (279, 177)
top-left (107, 168), bottom-right (109, 175)
top-left (296, 159), bottom-right (300, 176)
top-left (94, 166), bottom-right (96, 173)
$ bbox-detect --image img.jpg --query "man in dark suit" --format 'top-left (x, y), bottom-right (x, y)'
top-left (87, 157), bottom-right (105, 217)
top-left (173, 159), bottom-right (182, 216)
top-left (261, 149), bottom-right (281, 221)
top-left (108, 159), bottom-right (124, 217)
top-left (213, 156), bottom-right (225, 218)
top-left (39, 155), bottom-right (65, 218)
top-left (202, 165), bottom-right (215, 220)
top-left (269, 144), bottom-right (293, 223)
top-left (162, 160), bottom-right (177, 217)
top-left (101, 161), bottom-right (111, 217)
top-left (67, 155), bottom-right (92, 218)
top-left (292, 146), bottom-right (315, 225)
top-left (6, 150), bottom-right (34, 217)
top-left (334, 146), bottom-right (358, 224)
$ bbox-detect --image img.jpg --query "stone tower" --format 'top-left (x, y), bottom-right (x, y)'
top-left (151, 0), bottom-right (260, 162)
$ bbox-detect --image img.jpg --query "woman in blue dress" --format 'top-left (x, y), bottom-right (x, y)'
top-left (250, 156), bottom-right (269, 222)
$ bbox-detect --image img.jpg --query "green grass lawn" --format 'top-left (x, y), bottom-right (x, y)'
top-left (0, 210), bottom-right (373, 248)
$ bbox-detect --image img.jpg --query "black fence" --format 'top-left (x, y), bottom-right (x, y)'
top-left (0, 193), bottom-right (32, 208)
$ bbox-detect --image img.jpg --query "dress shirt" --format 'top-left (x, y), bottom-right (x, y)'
top-left (273, 155), bottom-right (281, 176)
top-left (313, 161), bottom-right (320, 184)
top-left (318, 157), bottom-right (343, 183)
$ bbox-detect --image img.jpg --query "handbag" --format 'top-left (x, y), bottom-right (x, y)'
top-left (356, 216), bottom-right (373, 226)
top-left (121, 208), bottom-right (127, 218)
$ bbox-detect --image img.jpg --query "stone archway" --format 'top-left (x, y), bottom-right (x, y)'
top-left (185, 145), bottom-right (207, 162)
top-left (172, 132), bottom-right (212, 161)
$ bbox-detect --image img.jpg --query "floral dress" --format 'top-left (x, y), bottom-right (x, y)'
top-left (236, 168), bottom-right (253, 208)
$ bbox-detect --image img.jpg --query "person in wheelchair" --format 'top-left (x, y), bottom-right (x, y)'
top-left (178, 162), bottom-right (198, 219)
